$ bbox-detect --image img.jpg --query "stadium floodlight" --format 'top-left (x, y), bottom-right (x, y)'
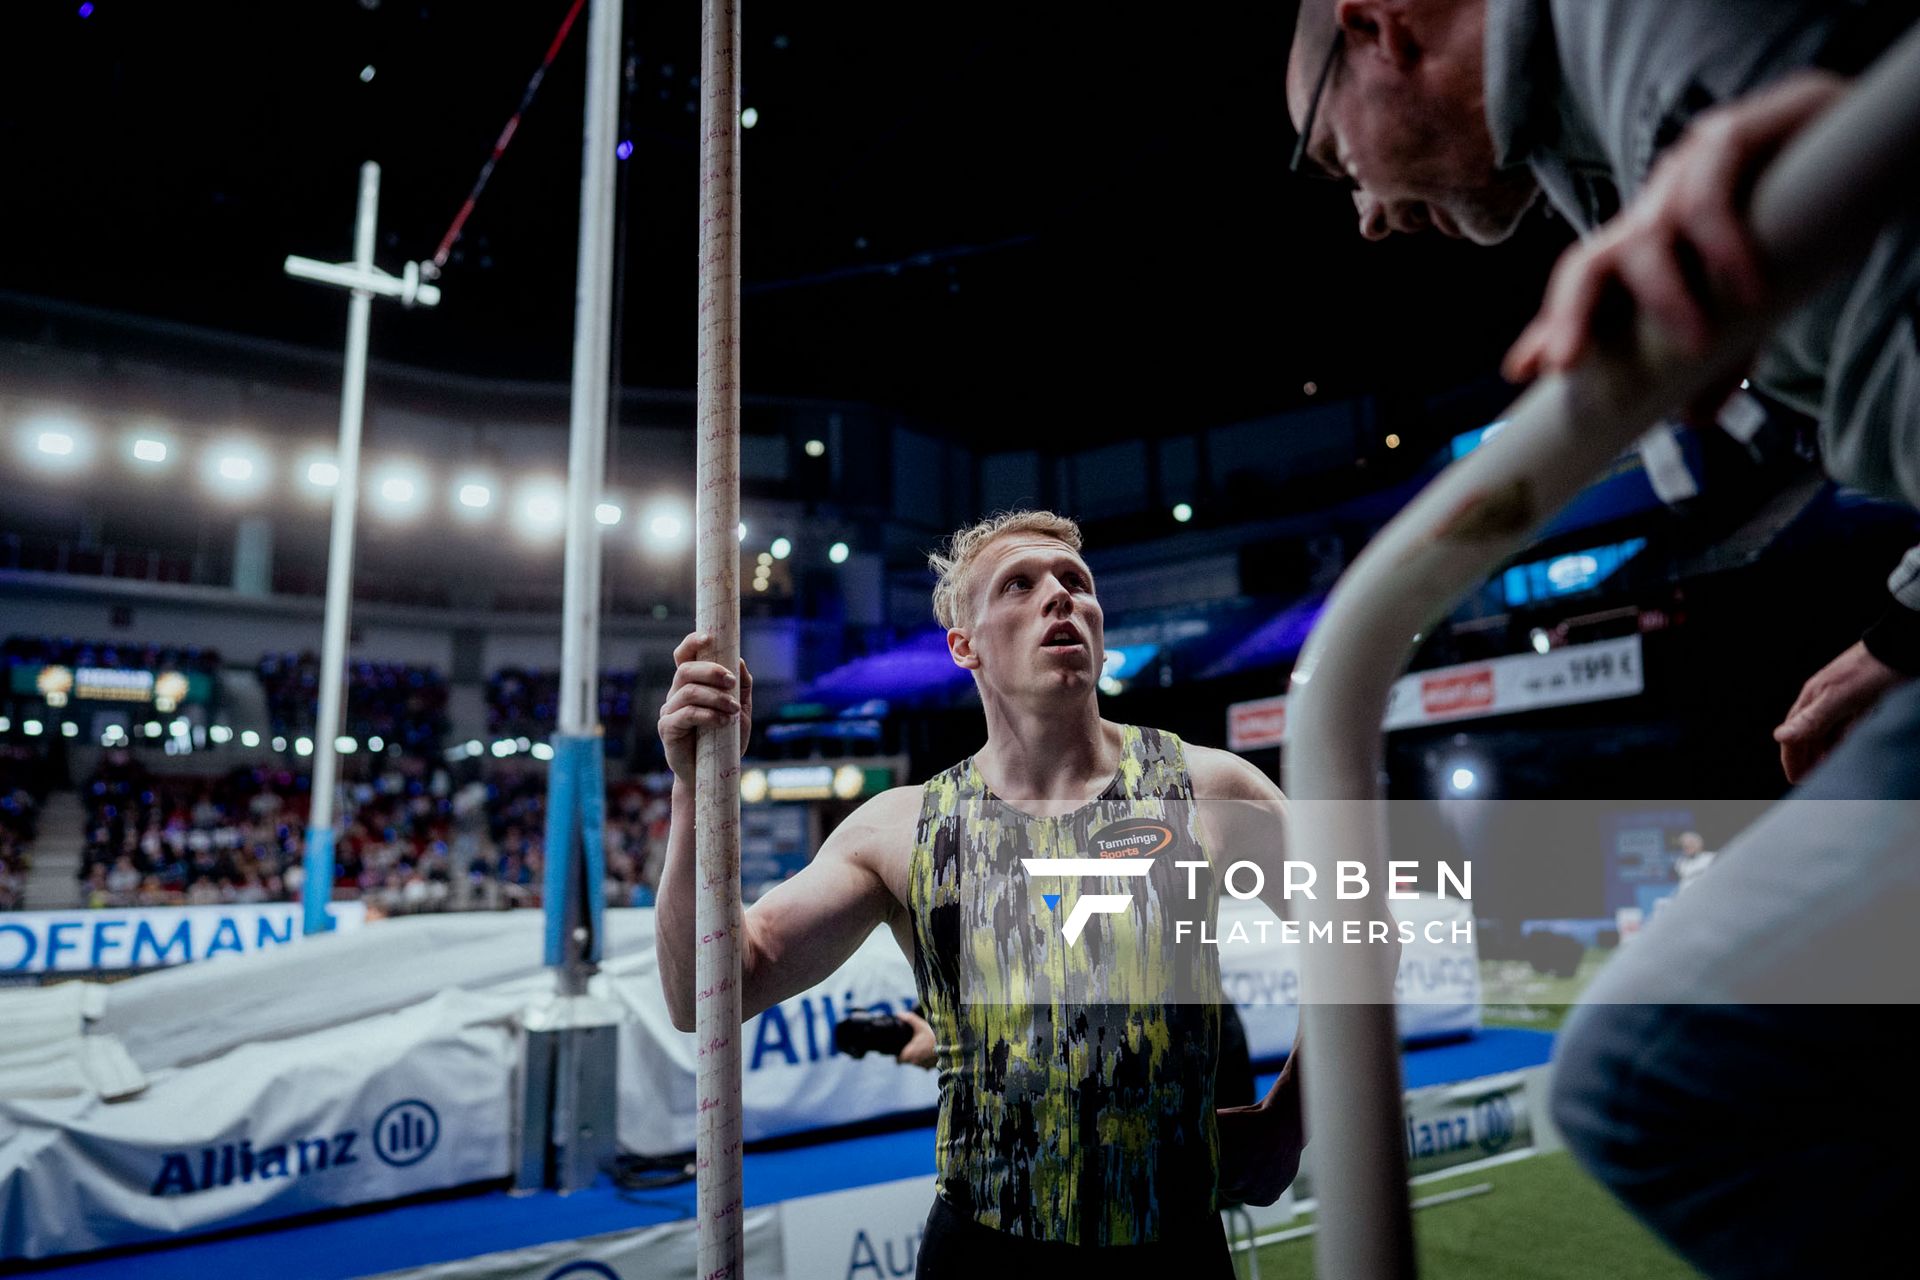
top-left (596, 501), bottom-right (623, 527)
top-left (301, 454), bottom-right (341, 494)
top-left (130, 436), bottom-right (171, 466)
top-left (804, 438), bottom-right (826, 458)
top-left (368, 735), bottom-right (384, 752)
top-left (740, 106), bottom-right (759, 129)
top-left (20, 414), bottom-right (92, 473)
top-left (371, 461), bottom-right (426, 519)
top-left (335, 736), bottom-right (358, 754)
top-left (205, 439), bottom-right (270, 499)
top-left (240, 730), bottom-right (261, 748)
top-left (514, 478), bottom-right (566, 540)
top-left (643, 502), bottom-right (689, 551)
top-left (465, 739), bottom-right (484, 757)
top-left (169, 718), bottom-right (189, 736)
top-left (1172, 503), bottom-right (1194, 523)
top-left (1449, 766), bottom-right (1477, 794)
top-left (491, 739), bottom-right (516, 758)
top-left (209, 725), bottom-right (233, 744)
top-left (770, 537), bottom-right (792, 560)
top-left (271, 735), bottom-right (288, 752)
top-left (144, 721), bottom-right (163, 738)
top-left (22, 720), bottom-right (43, 737)
top-left (454, 477), bottom-right (495, 515)
top-left (532, 742), bottom-right (555, 762)
top-left (294, 736), bottom-right (314, 757)
top-left (737, 521), bottom-right (748, 542)
top-left (828, 541), bottom-right (850, 564)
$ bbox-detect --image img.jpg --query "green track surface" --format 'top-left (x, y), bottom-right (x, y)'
top-left (1479, 950), bottom-right (1615, 1033)
top-left (1249, 1151), bottom-right (1701, 1279)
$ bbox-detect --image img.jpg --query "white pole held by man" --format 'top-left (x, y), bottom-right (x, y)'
top-left (694, 0), bottom-right (746, 1275)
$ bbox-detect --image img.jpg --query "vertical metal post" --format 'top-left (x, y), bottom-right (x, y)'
top-left (695, 0), bottom-right (745, 1274)
top-left (522, 0), bottom-right (624, 1201)
top-left (301, 162), bottom-right (379, 936)
top-left (542, 0), bottom-right (623, 994)
top-left (285, 169), bottom-right (438, 937)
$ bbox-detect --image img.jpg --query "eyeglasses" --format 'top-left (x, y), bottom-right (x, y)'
top-left (1289, 27), bottom-right (1345, 178)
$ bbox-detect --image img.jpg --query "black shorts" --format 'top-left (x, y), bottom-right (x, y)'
top-left (915, 1195), bottom-right (1237, 1280)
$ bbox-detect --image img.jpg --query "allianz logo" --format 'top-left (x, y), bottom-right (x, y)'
top-left (149, 1099), bottom-right (439, 1196)
top-left (1405, 1092), bottom-right (1518, 1161)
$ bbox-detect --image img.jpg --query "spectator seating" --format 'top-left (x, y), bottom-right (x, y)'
top-left (2, 634), bottom-right (221, 676)
top-left (257, 653), bottom-right (450, 754)
top-left (0, 751), bottom-right (45, 911)
top-left (485, 668), bottom-right (641, 756)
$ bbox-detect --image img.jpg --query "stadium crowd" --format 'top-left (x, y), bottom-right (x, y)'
top-left (485, 667), bottom-right (642, 756)
top-left (2, 635), bottom-right (222, 676)
top-left (64, 753), bottom-right (670, 915)
top-left (0, 752), bottom-right (43, 911)
top-left (257, 652), bottom-right (451, 754)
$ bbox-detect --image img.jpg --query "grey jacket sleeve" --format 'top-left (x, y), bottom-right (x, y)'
top-left (1861, 546), bottom-right (1920, 675)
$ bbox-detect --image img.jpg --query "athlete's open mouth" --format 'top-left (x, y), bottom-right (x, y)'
top-left (1041, 622), bottom-right (1085, 649)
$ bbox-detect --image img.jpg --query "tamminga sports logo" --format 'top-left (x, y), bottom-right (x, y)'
top-left (1088, 818), bottom-right (1175, 859)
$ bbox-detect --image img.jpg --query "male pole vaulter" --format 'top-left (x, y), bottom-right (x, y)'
top-left (658, 510), bottom-right (1378, 1278)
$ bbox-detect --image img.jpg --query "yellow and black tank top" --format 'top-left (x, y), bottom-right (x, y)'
top-left (908, 724), bottom-right (1223, 1246)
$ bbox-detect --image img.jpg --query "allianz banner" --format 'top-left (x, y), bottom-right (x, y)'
top-left (0, 986), bottom-right (517, 1261)
top-left (0, 903), bottom-right (367, 974)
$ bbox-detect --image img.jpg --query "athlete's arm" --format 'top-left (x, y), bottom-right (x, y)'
top-left (653, 639), bottom-right (908, 1030)
top-left (723, 788), bottom-right (917, 1027)
top-left (1186, 745), bottom-right (1305, 1204)
top-left (1185, 745), bottom-right (1293, 922)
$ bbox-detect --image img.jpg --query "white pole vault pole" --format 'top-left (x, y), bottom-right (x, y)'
top-left (694, 0), bottom-right (745, 1274)
top-left (285, 162), bottom-right (440, 937)
top-left (521, 0), bottom-right (626, 1198)
top-left (1285, 28), bottom-right (1920, 1280)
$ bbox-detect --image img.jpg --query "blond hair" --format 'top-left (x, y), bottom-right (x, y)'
top-left (929, 510), bottom-right (1083, 629)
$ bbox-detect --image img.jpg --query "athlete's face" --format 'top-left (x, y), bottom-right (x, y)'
top-left (948, 536), bottom-right (1105, 700)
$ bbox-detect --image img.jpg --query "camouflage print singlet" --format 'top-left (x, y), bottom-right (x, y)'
top-left (908, 724), bottom-right (1224, 1246)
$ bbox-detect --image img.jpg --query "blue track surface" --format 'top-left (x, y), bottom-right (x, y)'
top-left (24, 1028), bottom-right (1553, 1279)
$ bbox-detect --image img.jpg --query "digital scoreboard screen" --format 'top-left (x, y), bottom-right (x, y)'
top-left (10, 664), bottom-right (212, 711)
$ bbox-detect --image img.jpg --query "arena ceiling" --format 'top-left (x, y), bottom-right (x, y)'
top-left (7, 1), bottom-right (1572, 451)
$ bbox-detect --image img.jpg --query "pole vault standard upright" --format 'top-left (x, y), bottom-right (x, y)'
top-left (694, 0), bottom-right (746, 1275)
top-left (514, 0), bottom-right (626, 1199)
top-left (1285, 26), bottom-right (1920, 1280)
top-left (285, 163), bottom-right (440, 937)
top-left (542, 0), bottom-right (623, 997)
